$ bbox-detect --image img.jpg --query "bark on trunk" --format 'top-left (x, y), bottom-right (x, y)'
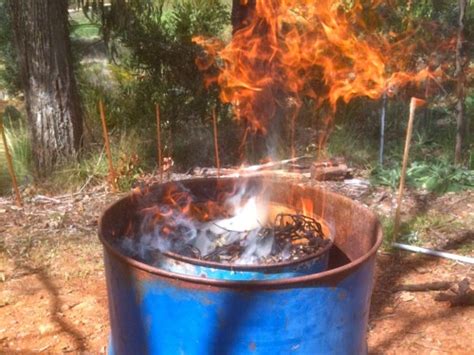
top-left (9, 0), bottom-right (83, 175)
top-left (231, 0), bottom-right (256, 33)
top-left (455, 0), bottom-right (468, 165)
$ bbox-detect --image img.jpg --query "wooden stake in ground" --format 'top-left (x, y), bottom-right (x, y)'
top-left (393, 97), bottom-right (426, 242)
top-left (0, 110), bottom-right (22, 206)
top-left (212, 107), bottom-right (221, 177)
top-left (155, 103), bottom-right (163, 182)
top-left (99, 100), bottom-right (118, 192)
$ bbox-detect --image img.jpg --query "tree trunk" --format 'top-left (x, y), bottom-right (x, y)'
top-left (231, 0), bottom-right (256, 33)
top-left (455, 0), bottom-right (468, 165)
top-left (9, 0), bottom-right (83, 175)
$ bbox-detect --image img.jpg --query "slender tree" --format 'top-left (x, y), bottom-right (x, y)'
top-left (455, 0), bottom-right (469, 165)
top-left (9, 0), bottom-right (83, 175)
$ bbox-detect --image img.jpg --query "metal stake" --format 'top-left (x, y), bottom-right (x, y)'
top-left (379, 93), bottom-right (387, 165)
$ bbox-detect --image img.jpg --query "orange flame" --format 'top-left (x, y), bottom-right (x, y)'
top-left (194, 0), bottom-right (435, 134)
top-left (137, 182), bottom-right (242, 237)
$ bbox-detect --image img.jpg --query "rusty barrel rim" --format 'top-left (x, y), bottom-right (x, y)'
top-left (98, 178), bottom-right (383, 289)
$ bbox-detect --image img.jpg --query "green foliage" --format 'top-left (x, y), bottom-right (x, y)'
top-left (326, 124), bottom-right (377, 168)
top-left (76, 0), bottom-right (233, 168)
top-left (69, 11), bottom-right (101, 40)
top-left (0, 108), bottom-right (33, 194)
top-left (77, 62), bottom-right (141, 130)
top-left (50, 130), bottom-right (151, 192)
top-left (371, 159), bottom-right (474, 193)
top-left (0, 0), bottom-right (20, 95)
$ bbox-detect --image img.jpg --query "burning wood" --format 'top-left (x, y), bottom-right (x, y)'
top-left (118, 179), bottom-right (332, 267)
top-left (182, 213), bottom-right (330, 264)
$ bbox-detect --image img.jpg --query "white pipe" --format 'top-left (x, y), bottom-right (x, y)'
top-left (392, 242), bottom-right (474, 264)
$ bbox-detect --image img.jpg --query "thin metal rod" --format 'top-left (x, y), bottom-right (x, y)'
top-left (0, 112), bottom-right (22, 206)
top-left (290, 111), bottom-right (296, 159)
top-left (212, 107), bottom-right (220, 177)
top-left (393, 98), bottom-right (424, 242)
top-left (99, 99), bottom-right (117, 192)
top-left (156, 103), bottom-right (163, 182)
top-left (239, 125), bottom-right (249, 164)
top-left (379, 93), bottom-right (387, 165)
top-left (393, 242), bottom-right (474, 264)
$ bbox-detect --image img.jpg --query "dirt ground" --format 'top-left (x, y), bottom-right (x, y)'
top-left (0, 177), bottom-right (473, 354)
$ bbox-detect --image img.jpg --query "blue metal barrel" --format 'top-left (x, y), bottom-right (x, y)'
top-left (147, 246), bottom-right (331, 280)
top-left (100, 178), bottom-right (382, 354)
top-left (114, 178), bottom-right (333, 280)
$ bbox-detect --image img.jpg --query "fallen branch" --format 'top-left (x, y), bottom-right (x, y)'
top-left (394, 281), bottom-right (454, 292)
top-left (188, 156), bottom-right (312, 177)
top-left (311, 163), bottom-right (350, 181)
top-left (241, 156), bottom-right (311, 172)
top-left (32, 195), bottom-right (62, 204)
top-left (434, 278), bottom-right (474, 307)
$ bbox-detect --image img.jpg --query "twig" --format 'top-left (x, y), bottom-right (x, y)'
top-left (212, 107), bottom-right (220, 177)
top-left (242, 155), bottom-right (309, 172)
top-left (0, 110), bottom-right (22, 206)
top-left (393, 97), bottom-right (425, 242)
top-left (78, 147), bottom-right (104, 193)
top-left (156, 103), bottom-right (163, 182)
top-left (32, 195), bottom-right (62, 204)
top-left (394, 281), bottom-right (454, 292)
top-left (98, 99), bottom-right (117, 192)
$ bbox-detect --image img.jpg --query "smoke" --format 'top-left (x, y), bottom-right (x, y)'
top-left (118, 181), bottom-right (278, 265)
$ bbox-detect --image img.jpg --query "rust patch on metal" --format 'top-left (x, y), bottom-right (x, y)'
top-left (248, 341), bottom-right (257, 352)
top-left (338, 290), bottom-right (347, 300)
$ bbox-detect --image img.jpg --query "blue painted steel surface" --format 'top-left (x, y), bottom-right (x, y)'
top-left (100, 178), bottom-right (382, 355)
top-left (104, 249), bottom-right (375, 355)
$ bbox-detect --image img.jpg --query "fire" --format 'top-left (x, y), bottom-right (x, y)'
top-left (194, 0), bottom-right (435, 136)
top-left (122, 179), bottom-right (333, 265)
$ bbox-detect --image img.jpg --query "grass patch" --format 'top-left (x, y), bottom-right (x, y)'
top-left (327, 124), bottom-right (378, 168)
top-left (379, 210), bottom-right (472, 255)
top-left (48, 130), bottom-right (153, 193)
top-left (0, 110), bottom-right (32, 195)
top-left (69, 10), bottom-right (100, 40)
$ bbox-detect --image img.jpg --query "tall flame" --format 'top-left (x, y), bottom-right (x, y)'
top-left (194, 0), bottom-right (435, 135)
